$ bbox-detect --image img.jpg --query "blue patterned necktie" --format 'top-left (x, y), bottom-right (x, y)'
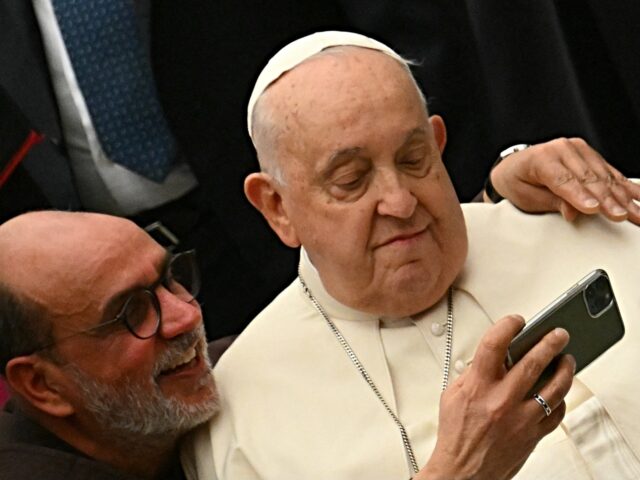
top-left (52, 0), bottom-right (176, 182)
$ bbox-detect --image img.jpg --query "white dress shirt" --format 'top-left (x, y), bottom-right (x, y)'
top-left (32, 0), bottom-right (197, 216)
top-left (183, 202), bottom-right (640, 480)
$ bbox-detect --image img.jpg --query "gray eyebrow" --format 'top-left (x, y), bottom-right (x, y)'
top-left (316, 147), bottom-right (366, 182)
top-left (318, 126), bottom-right (428, 180)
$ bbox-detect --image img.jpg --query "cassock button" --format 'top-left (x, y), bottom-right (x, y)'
top-left (431, 322), bottom-right (445, 337)
top-left (454, 359), bottom-right (466, 374)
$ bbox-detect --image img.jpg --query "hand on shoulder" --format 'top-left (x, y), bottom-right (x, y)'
top-left (485, 138), bottom-right (640, 225)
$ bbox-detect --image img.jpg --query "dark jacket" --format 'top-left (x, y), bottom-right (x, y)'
top-left (0, 0), bottom-right (348, 338)
top-left (0, 402), bottom-right (186, 480)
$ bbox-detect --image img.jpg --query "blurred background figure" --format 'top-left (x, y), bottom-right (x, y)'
top-left (0, 0), bottom-right (348, 339)
top-left (2, 0), bottom-right (639, 344)
top-left (341, 0), bottom-right (640, 200)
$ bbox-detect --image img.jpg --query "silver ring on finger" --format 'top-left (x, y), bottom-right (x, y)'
top-left (533, 392), bottom-right (553, 417)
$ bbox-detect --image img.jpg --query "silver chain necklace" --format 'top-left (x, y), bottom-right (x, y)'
top-left (298, 272), bottom-right (454, 476)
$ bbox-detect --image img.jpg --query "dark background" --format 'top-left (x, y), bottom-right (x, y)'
top-left (2, 0), bottom-right (639, 336)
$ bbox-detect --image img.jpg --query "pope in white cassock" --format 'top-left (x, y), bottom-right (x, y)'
top-left (182, 32), bottom-right (640, 480)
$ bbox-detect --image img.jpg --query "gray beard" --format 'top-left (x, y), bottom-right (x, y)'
top-left (64, 325), bottom-right (218, 442)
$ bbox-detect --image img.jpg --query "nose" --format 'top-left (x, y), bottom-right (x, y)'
top-left (375, 172), bottom-right (418, 219)
top-left (156, 287), bottom-right (202, 340)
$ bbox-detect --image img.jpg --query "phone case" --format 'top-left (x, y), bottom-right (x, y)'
top-left (507, 269), bottom-right (625, 393)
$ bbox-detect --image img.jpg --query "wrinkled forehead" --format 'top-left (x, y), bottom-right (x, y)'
top-left (247, 31), bottom-right (408, 139)
top-left (270, 48), bottom-right (421, 129)
top-left (256, 47), bottom-right (428, 163)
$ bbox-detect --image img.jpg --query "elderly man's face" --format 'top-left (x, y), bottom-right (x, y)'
top-left (5, 213), bottom-right (217, 439)
top-left (256, 48), bottom-right (467, 316)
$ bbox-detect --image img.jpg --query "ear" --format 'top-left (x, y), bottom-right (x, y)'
top-left (5, 355), bottom-right (75, 417)
top-left (244, 173), bottom-right (301, 248)
top-left (429, 115), bottom-right (447, 154)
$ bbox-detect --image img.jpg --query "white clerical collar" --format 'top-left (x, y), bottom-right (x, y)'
top-left (299, 248), bottom-right (380, 323)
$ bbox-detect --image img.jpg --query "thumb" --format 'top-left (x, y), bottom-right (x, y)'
top-left (559, 201), bottom-right (580, 222)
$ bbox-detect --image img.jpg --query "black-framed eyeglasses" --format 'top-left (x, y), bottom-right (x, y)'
top-left (34, 250), bottom-right (200, 352)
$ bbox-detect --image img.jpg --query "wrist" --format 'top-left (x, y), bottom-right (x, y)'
top-left (484, 143), bottom-right (531, 203)
top-left (414, 457), bottom-right (472, 480)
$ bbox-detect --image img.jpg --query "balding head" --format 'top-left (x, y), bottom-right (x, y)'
top-left (0, 211), bottom-right (154, 320)
top-left (0, 212), bottom-right (144, 373)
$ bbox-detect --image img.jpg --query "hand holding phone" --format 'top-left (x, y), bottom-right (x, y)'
top-left (507, 269), bottom-right (624, 395)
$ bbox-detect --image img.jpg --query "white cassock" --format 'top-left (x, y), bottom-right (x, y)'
top-left (181, 201), bottom-right (640, 480)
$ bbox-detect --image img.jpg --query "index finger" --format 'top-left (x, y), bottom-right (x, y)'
top-left (505, 327), bottom-right (570, 400)
top-left (471, 315), bottom-right (525, 379)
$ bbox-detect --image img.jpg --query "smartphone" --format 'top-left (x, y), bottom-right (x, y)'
top-left (506, 269), bottom-right (625, 394)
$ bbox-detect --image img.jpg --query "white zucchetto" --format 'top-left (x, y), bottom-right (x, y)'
top-left (246, 31), bottom-right (406, 140)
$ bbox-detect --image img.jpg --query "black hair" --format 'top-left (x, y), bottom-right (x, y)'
top-left (0, 282), bottom-right (53, 376)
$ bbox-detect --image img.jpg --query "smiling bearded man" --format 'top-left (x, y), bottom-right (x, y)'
top-left (0, 211), bottom-right (218, 480)
top-left (183, 32), bottom-right (640, 480)
top-left (60, 323), bottom-right (213, 438)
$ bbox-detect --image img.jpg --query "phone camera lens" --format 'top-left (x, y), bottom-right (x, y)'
top-left (584, 275), bottom-right (614, 317)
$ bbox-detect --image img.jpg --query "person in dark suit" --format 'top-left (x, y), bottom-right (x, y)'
top-left (0, 0), bottom-right (350, 340)
top-left (340, 0), bottom-right (640, 201)
top-left (4, 0), bottom-right (637, 344)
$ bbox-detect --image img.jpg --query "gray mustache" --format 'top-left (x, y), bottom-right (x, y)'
top-left (153, 325), bottom-right (209, 376)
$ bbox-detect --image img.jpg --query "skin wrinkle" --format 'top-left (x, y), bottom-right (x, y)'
top-left (252, 46), bottom-right (426, 186)
top-left (250, 47), bottom-right (467, 316)
top-left (0, 211), bottom-right (218, 474)
top-left (317, 128), bottom-right (430, 200)
top-left (64, 325), bottom-right (215, 441)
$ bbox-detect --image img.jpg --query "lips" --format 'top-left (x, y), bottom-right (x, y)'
top-left (159, 346), bottom-right (199, 376)
top-left (376, 226), bottom-right (427, 248)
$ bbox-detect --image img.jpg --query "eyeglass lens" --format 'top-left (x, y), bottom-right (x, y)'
top-left (165, 252), bottom-right (200, 302)
top-left (124, 290), bottom-right (160, 338)
top-left (122, 252), bottom-right (200, 338)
